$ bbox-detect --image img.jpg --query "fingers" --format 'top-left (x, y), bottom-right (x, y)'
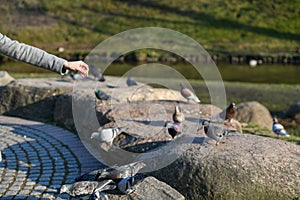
top-left (77, 61), bottom-right (89, 77)
top-left (64, 61), bottom-right (89, 77)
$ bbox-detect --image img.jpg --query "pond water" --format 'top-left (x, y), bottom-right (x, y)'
top-left (103, 62), bottom-right (300, 84)
top-left (1, 61), bottom-right (299, 84)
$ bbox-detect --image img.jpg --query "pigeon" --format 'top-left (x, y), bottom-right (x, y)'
top-left (89, 192), bottom-right (109, 200)
top-left (90, 64), bottom-right (105, 82)
top-left (0, 151), bottom-right (2, 162)
top-left (75, 167), bottom-right (109, 182)
top-left (202, 120), bottom-right (230, 146)
top-left (215, 102), bottom-right (237, 122)
top-left (89, 188), bottom-right (111, 200)
top-left (94, 89), bottom-right (119, 102)
top-left (126, 77), bottom-right (138, 86)
top-left (70, 73), bottom-right (84, 80)
top-left (97, 161), bottom-right (146, 180)
top-left (179, 83), bottom-right (200, 103)
top-left (272, 117), bottom-right (290, 137)
top-left (60, 179), bottom-right (115, 198)
top-left (90, 127), bottom-right (128, 148)
top-left (165, 122), bottom-right (183, 139)
top-left (75, 161), bottom-right (146, 182)
top-left (172, 105), bottom-right (185, 123)
top-left (117, 176), bottom-right (135, 194)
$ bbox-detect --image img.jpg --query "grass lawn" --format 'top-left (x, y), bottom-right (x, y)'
top-left (0, 0), bottom-right (299, 54)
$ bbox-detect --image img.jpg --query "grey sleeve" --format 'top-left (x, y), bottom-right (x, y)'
top-left (0, 33), bottom-right (68, 75)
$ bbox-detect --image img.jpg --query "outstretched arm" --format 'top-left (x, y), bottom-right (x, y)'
top-left (0, 33), bottom-right (88, 77)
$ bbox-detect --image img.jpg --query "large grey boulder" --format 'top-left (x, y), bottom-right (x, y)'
top-left (0, 77), bottom-right (191, 131)
top-left (108, 176), bottom-right (185, 200)
top-left (0, 78), bottom-right (72, 122)
top-left (148, 134), bottom-right (300, 200)
top-left (0, 71), bottom-right (14, 86)
top-left (235, 101), bottom-right (273, 130)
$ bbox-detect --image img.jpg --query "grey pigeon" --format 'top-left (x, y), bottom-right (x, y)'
top-left (165, 122), bottom-right (183, 139)
top-left (90, 64), bottom-right (105, 82)
top-left (75, 167), bottom-right (107, 182)
top-left (272, 117), bottom-right (290, 137)
top-left (202, 120), bottom-right (230, 146)
top-left (94, 89), bottom-right (119, 102)
top-left (75, 161), bottom-right (146, 182)
top-left (89, 189), bottom-right (110, 200)
top-left (126, 77), bottom-right (138, 86)
top-left (98, 161), bottom-right (146, 180)
top-left (60, 179), bottom-right (115, 198)
top-left (117, 176), bottom-right (135, 194)
top-left (70, 73), bottom-right (84, 80)
top-left (172, 105), bottom-right (185, 123)
top-left (90, 127), bottom-right (128, 147)
top-left (180, 83), bottom-right (200, 103)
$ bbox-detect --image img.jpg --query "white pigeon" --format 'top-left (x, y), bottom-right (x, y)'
top-left (91, 127), bottom-right (128, 147)
top-left (272, 117), bottom-right (290, 137)
top-left (180, 83), bottom-right (200, 103)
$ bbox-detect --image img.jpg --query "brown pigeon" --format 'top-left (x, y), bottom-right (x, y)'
top-left (172, 105), bottom-right (185, 123)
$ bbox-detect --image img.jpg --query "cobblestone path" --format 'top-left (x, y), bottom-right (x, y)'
top-left (0, 116), bottom-right (103, 200)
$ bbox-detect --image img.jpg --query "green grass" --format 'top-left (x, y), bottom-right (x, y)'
top-left (243, 124), bottom-right (300, 145)
top-left (0, 0), bottom-right (299, 54)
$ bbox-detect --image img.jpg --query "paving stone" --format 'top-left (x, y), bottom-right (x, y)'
top-left (1, 196), bottom-right (16, 200)
top-left (5, 190), bottom-right (19, 196)
top-left (34, 185), bottom-right (47, 191)
top-left (0, 184), bottom-right (8, 189)
top-left (14, 196), bottom-right (30, 200)
top-left (18, 189), bottom-right (31, 195)
top-left (9, 182), bottom-right (23, 190)
top-left (30, 190), bottom-right (42, 197)
top-left (42, 193), bottom-right (56, 199)
top-left (26, 196), bottom-right (40, 200)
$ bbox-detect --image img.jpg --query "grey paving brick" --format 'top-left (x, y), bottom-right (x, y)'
top-left (34, 185), bottom-right (47, 191)
top-left (8, 184), bottom-right (23, 191)
top-left (23, 185), bottom-right (35, 191)
top-left (26, 196), bottom-right (40, 200)
top-left (4, 190), bottom-right (19, 196)
top-left (30, 190), bottom-right (42, 196)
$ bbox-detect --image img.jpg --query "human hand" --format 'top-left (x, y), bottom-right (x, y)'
top-left (63, 61), bottom-right (89, 77)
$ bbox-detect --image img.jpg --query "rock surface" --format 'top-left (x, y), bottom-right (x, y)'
top-left (0, 78), bottom-right (72, 122)
top-left (0, 76), bottom-right (187, 128)
top-left (235, 101), bottom-right (273, 130)
top-left (0, 71), bottom-right (14, 86)
top-left (148, 134), bottom-right (300, 200)
top-left (108, 176), bottom-right (185, 200)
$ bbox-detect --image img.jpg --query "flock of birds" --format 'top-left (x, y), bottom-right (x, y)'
top-left (60, 161), bottom-right (146, 199)
top-left (59, 86), bottom-right (290, 199)
top-left (91, 80), bottom-right (240, 148)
